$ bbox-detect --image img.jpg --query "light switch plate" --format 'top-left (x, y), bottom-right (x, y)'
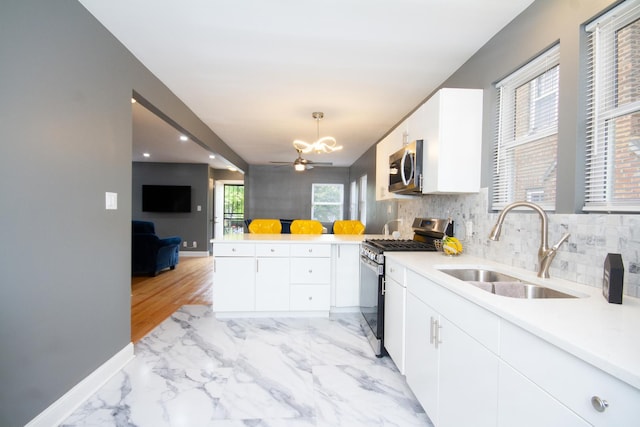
top-left (105, 192), bottom-right (118, 210)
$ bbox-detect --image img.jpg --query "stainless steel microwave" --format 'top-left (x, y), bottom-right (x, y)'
top-left (388, 140), bottom-right (423, 194)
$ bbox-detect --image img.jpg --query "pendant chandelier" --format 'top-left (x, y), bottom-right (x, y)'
top-left (293, 112), bottom-right (342, 154)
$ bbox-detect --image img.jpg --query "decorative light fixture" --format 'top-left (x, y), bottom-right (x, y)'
top-left (293, 112), bottom-right (342, 154)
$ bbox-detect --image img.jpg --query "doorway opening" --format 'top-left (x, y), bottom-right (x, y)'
top-left (214, 180), bottom-right (244, 237)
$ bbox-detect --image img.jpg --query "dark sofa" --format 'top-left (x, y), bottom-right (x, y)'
top-left (132, 220), bottom-right (182, 276)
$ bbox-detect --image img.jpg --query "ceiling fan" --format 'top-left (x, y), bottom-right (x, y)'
top-left (270, 148), bottom-right (333, 171)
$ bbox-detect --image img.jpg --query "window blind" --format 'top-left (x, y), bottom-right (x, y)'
top-left (584, 0), bottom-right (640, 212)
top-left (493, 44), bottom-right (560, 211)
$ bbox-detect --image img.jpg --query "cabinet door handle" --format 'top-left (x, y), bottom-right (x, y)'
top-left (256, 259), bottom-right (259, 273)
top-left (430, 317), bottom-right (435, 344)
top-left (591, 396), bottom-right (609, 412)
top-left (434, 320), bottom-right (442, 349)
top-left (270, 248), bottom-right (275, 252)
top-left (381, 278), bottom-right (386, 295)
top-left (213, 259), bottom-right (216, 273)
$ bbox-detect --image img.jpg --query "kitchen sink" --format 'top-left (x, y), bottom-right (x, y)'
top-left (437, 268), bottom-right (577, 299)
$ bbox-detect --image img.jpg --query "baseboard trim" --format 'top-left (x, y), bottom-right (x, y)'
top-left (180, 251), bottom-right (210, 257)
top-left (26, 343), bottom-right (134, 427)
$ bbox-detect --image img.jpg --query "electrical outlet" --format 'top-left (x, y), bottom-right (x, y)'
top-left (183, 241), bottom-right (187, 247)
top-left (193, 241), bottom-right (197, 248)
top-left (465, 221), bottom-right (473, 240)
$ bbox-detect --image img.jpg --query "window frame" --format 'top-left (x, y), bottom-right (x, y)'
top-left (492, 43), bottom-right (560, 212)
top-left (311, 183), bottom-right (344, 222)
top-left (584, 0), bottom-right (640, 212)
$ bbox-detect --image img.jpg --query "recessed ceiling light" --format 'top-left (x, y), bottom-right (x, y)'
top-left (143, 153), bottom-right (150, 157)
top-left (131, 98), bottom-right (137, 104)
top-left (179, 135), bottom-right (188, 141)
top-left (209, 154), bottom-right (216, 159)
top-left (227, 166), bottom-right (237, 172)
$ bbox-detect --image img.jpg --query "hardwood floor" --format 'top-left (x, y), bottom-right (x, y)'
top-left (131, 256), bottom-right (213, 342)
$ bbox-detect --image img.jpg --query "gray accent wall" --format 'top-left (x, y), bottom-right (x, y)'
top-left (348, 145), bottom-right (398, 234)
top-left (246, 165), bottom-right (350, 225)
top-left (0, 1), bottom-right (244, 425)
top-left (133, 162), bottom-right (210, 251)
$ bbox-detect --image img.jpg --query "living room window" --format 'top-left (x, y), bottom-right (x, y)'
top-left (493, 44), bottom-right (560, 211)
top-left (311, 183), bottom-right (344, 222)
top-left (584, 0), bottom-right (640, 212)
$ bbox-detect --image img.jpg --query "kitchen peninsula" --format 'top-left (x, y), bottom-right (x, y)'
top-left (211, 234), bottom-right (372, 316)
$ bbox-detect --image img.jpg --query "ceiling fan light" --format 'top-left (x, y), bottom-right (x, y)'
top-left (294, 163), bottom-right (306, 171)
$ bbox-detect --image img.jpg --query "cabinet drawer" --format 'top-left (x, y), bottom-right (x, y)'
top-left (255, 243), bottom-right (290, 257)
top-left (407, 269), bottom-right (500, 354)
top-left (290, 244), bottom-right (331, 257)
top-left (386, 258), bottom-right (405, 285)
top-left (213, 243), bottom-right (255, 257)
top-left (501, 321), bottom-right (640, 426)
top-left (291, 258), bottom-right (330, 283)
top-left (290, 285), bottom-right (330, 311)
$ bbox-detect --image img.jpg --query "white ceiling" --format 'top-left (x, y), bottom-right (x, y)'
top-left (80, 0), bottom-right (534, 169)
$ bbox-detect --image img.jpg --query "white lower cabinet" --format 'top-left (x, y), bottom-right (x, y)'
top-left (498, 361), bottom-right (591, 427)
top-left (390, 258), bottom-right (640, 427)
top-left (405, 270), bottom-right (498, 427)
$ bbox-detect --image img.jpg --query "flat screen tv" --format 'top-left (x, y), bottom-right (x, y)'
top-left (142, 185), bottom-right (191, 212)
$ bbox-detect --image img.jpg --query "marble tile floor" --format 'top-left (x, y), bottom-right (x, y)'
top-left (62, 305), bottom-right (434, 427)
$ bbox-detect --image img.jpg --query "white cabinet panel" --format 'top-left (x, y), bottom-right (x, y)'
top-left (290, 285), bottom-right (330, 311)
top-left (383, 276), bottom-right (406, 373)
top-left (255, 257), bottom-right (290, 311)
top-left (290, 244), bottom-right (331, 257)
top-left (501, 320), bottom-right (640, 427)
top-left (291, 257), bottom-right (330, 284)
top-left (437, 317), bottom-right (498, 427)
top-left (255, 244), bottom-right (290, 257)
top-left (498, 361), bottom-right (591, 427)
top-left (333, 244), bottom-right (360, 308)
top-left (213, 257), bottom-right (255, 312)
top-left (405, 291), bottom-right (440, 422)
top-left (421, 88), bottom-right (483, 194)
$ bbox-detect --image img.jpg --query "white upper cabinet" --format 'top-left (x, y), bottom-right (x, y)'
top-left (375, 88), bottom-right (483, 199)
top-left (421, 88), bottom-right (483, 194)
top-left (376, 127), bottom-right (405, 200)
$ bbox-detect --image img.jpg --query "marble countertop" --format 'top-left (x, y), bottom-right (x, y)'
top-left (211, 234), bottom-right (388, 244)
top-left (385, 251), bottom-right (640, 390)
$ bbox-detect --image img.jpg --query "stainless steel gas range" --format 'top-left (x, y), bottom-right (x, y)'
top-left (359, 218), bottom-right (453, 356)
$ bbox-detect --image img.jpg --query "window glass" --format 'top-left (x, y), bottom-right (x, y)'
top-left (311, 183), bottom-right (344, 222)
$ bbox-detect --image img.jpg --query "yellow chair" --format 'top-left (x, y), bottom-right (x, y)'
top-left (290, 219), bottom-right (323, 234)
top-left (248, 219), bottom-right (282, 234)
top-left (333, 220), bottom-right (365, 235)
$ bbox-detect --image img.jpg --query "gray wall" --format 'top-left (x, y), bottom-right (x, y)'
top-left (133, 162), bottom-right (210, 251)
top-left (246, 165), bottom-right (350, 225)
top-left (348, 145), bottom-right (398, 234)
top-left (0, 1), bottom-right (244, 425)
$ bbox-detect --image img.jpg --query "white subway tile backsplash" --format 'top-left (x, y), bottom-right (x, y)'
top-left (397, 188), bottom-right (640, 297)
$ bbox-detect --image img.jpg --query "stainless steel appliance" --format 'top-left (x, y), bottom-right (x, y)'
top-left (388, 140), bottom-right (423, 194)
top-left (359, 217), bottom-right (453, 356)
